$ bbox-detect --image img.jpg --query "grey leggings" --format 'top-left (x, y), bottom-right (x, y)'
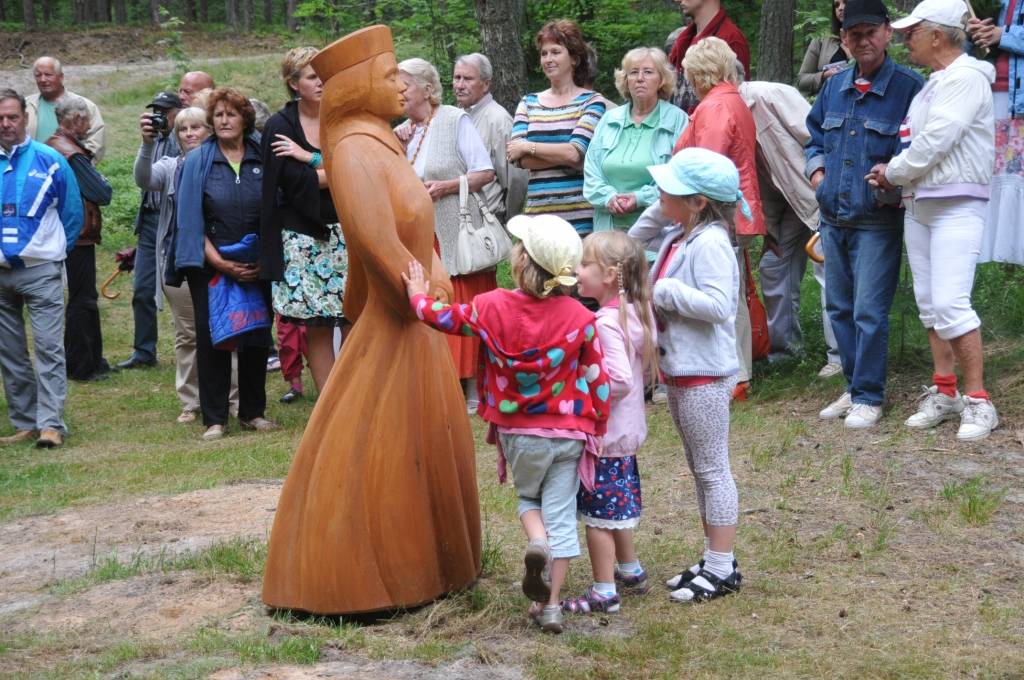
top-left (666, 377), bottom-right (739, 526)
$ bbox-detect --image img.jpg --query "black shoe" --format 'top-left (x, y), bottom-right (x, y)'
top-left (279, 388), bottom-right (303, 404)
top-left (115, 356), bottom-right (157, 370)
top-left (71, 372), bottom-right (109, 382)
top-left (666, 558), bottom-right (739, 589)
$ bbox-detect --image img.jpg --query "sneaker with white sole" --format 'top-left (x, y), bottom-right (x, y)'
top-left (957, 397), bottom-right (998, 441)
top-left (817, 361), bottom-right (843, 378)
top-left (844, 403), bottom-right (882, 429)
top-left (905, 386), bottom-right (963, 429)
top-left (819, 392), bottom-right (853, 419)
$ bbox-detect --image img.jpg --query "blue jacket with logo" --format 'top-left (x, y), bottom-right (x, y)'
top-left (997, 0), bottom-right (1024, 117)
top-left (0, 137), bottom-right (83, 267)
top-left (804, 55), bottom-right (923, 230)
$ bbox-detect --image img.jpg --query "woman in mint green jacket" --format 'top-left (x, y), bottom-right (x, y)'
top-left (584, 47), bottom-right (688, 233)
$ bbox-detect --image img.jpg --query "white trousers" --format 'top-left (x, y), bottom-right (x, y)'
top-left (904, 197), bottom-right (985, 341)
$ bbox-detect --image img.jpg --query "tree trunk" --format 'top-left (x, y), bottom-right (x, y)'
top-left (199, 0), bottom-right (207, 22)
top-left (474, 0), bottom-right (526, 115)
top-left (40, 0), bottom-right (49, 22)
top-left (225, 0), bottom-right (237, 29)
top-left (262, 0), bottom-right (270, 24)
top-left (284, 0), bottom-right (296, 30)
top-left (148, 0), bottom-right (160, 23)
top-left (183, 0), bottom-right (195, 21)
top-left (21, 0), bottom-right (35, 28)
top-left (114, 0), bottom-right (125, 23)
top-left (0, 0), bottom-right (6, 23)
top-left (241, 0), bottom-right (251, 31)
top-left (756, 0), bottom-right (795, 82)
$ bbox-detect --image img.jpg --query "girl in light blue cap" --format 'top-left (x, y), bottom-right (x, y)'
top-left (629, 146), bottom-right (748, 603)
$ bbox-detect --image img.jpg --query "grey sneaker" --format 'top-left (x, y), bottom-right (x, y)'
top-left (817, 361), bottom-right (843, 378)
top-left (819, 392), bottom-right (853, 419)
top-left (539, 604), bottom-right (563, 633)
top-left (957, 397), bottom-right (998, 441)
top-left (522, 539), bottom-right (551, 603)
top-left (652, 384), bottom-right (668, 404)
top-left (905, 386), bottom-right (963, 429)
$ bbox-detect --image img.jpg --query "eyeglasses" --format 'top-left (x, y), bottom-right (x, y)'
top-left (627, 68), bottom-right (659, 80)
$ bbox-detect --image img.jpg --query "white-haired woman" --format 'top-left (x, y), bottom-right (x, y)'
top-left (584, 47), bottom-right (688, 232)
top-left (134, 105), bottom-right (237, 423)
top-left (867, 2), bottom-right (998, 441)
top-left (396, 57), bottom-right (495, 412)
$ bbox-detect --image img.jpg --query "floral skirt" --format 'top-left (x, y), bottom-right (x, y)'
top-left (980, 92), bottom-right (1024, 265)
top-left (271, 224), bottom-right (347, 326)
top-left (577, 455), bottom-right (642, 529)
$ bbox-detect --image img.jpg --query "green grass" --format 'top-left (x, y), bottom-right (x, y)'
top-left (940, 477), bottom-right (1007, 526)
top-left (49, 537), bottom-right (268, 596)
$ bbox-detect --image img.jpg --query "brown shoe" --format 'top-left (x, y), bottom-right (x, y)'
top-left (0, 429), bottom-right (37, 445)
top-left (36, 429), bottom-right (63, 448)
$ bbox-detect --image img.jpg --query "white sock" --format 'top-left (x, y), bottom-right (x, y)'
top-left (704, 536), bottom-right (711, 552)
top-left (592, 581), bottom-right (616, 597)
top-left (618, 560), bottom-right (642, 575)
top-left (703, 548), bottom-right (735, 580)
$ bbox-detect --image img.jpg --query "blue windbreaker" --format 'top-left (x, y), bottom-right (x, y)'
top-left (0, 137), bottom-right (83, 268)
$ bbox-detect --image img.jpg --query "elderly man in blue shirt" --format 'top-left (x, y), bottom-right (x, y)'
top-left (805, 0), bottom-right (924, 430)
top-left (0, 88), bottom-right (83, 448)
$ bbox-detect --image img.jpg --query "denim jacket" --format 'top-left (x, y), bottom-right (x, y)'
top-left (805, 55), bottom-right (923, 230)
top-left (997, 0), bottom-right (1024, 117)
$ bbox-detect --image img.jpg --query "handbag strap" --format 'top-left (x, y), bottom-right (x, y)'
top-left (458, 174), bottom-right (470, 217)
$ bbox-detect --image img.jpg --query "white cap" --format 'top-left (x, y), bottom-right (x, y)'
top-left (506, 214), bottom-right (582, 294)
top-left (891, 0), bottom-right (968, 30)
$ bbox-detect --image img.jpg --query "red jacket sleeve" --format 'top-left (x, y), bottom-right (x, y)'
top-left (410, 293), bottom-right (478, 338)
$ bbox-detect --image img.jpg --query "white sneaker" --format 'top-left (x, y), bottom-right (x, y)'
top-left (819, 392), bottom-right (853, 419)
top-left (844, 403), bottom-right (882, 429)
top-left (652, 384), bottom-right (668, 404)
top-left (905, 386), bottom-right (963, 429)
top-left (957, 397), bottom-right (998, 441)
top-left (817, 362), bottom-right (843, 378)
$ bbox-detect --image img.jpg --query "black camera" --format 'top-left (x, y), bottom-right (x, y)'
top-left (148, 111), bottom-right (169, 133)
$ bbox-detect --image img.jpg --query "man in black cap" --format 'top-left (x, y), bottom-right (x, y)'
top-left (117, 91), bottom-right (182, 370)
top-left (804, 0), bottom-right (924, 430)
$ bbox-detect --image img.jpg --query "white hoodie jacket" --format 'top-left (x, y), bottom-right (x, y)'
top-left (885, 54), bottom-right (995, 201)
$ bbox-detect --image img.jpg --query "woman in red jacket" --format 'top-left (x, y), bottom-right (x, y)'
top-left (674, 36), bottom-right (765, 400)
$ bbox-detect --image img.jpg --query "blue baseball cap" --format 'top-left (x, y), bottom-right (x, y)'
top-left (648, 147), bottom-right (752, 219)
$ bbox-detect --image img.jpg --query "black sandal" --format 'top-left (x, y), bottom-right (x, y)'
top-left (665, 558), bottom-right (738, 589)
top-left (669, 568), bottom-right (742, 603)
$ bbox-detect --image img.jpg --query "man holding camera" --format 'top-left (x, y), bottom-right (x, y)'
top-left (117, 91), bottom-right (182, 370)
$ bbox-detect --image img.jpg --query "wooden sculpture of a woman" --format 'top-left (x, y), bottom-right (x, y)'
top-left (261, 25), bottom-right (481, 615)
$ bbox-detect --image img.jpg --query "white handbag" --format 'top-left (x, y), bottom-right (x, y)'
top-left (454, 174), bottom-right (512, 275)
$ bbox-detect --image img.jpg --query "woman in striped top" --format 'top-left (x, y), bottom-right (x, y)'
top-left (508, 19), bottom-right (607, 234)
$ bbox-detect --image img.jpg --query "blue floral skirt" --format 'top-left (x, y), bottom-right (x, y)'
top-left (577, 455), bottom-right (642, 529)
top-left (271, 224), bottom-right (347, 326)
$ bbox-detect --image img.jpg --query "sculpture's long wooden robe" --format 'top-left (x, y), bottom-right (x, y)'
top-left (262, 27), bottom-right (481, 615)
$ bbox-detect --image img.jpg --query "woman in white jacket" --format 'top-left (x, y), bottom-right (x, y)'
top-left (867, 0), bottom-right (998, 441)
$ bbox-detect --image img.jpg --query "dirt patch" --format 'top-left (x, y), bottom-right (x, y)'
top-left (0, 481), bottom-right (280, 616)
top-left (208, 658), bottom-right (525, 680)
top-left (10, 571), bottom-right (258, 638)
top-left (0, 27), bottom-right (285, 70)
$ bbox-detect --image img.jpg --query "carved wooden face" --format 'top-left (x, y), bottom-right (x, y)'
top-left (365, 53), bottom-right (406, 120)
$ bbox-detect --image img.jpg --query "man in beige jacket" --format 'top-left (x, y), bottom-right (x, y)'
top-left (738, 72), bottom-right (841, 377)
top-left (26, 57), bottom-right (106, 163)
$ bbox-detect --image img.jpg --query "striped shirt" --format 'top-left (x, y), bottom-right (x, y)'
top-left (511, 92), bottom-right (607, 233)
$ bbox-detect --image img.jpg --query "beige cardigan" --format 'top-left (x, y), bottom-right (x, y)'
top-left (797, 35), bottom-right (847, 97)
top-left (26, 90), bottom-right (106, 163)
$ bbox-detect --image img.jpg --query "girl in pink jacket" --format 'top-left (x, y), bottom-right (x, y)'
top-left (563, 230), bottom-right (658, 615)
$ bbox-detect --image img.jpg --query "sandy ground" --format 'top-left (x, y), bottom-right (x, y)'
top-left (0, 481), bottom-right (279, 618)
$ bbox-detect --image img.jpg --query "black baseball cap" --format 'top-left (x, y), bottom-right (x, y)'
top-left (843, 0), bottom-right (890, 28)
top-left (146, 91), bottom-right (183, 110)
